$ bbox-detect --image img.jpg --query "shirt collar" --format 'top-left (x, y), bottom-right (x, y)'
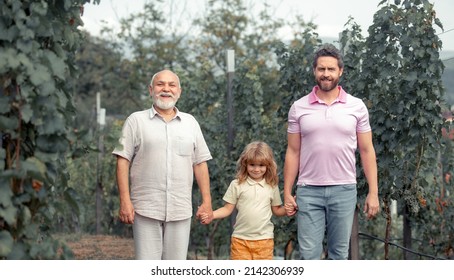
top-left (150, 106), bottom-right (181, 120)
top-left (308, 86), bottom-right (347, 104)
top-left (246, 176), bottom-right (266, 187)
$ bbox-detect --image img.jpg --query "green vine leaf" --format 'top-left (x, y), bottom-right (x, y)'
top-left (0, 231), bottom-right (14, 257)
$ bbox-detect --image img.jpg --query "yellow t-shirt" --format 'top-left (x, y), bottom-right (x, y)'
top-left (223, 177), bottom-right (283, 240)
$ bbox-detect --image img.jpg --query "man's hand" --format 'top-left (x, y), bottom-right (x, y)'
top-left (119, 199), bottom-right (135, 224)
top-left (363, 193), bottom-right (380, 219)
top-left (284, 195), bottom-right (298, 216)
top-left (196, 202), bottom-right (213, 224)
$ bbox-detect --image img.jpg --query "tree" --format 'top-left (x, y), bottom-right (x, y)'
top-left (360, 0), bottom-right (445, 259)
top-left (0, 0), bottom-right (97, 259)
top-left (74, 31), bottom-right (136, 116)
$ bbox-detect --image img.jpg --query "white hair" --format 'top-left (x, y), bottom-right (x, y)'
top-left (149, 70), bottom-right (181, 88)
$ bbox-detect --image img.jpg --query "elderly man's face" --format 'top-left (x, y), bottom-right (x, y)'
top-left (149, 71), bottom-right (181, 110)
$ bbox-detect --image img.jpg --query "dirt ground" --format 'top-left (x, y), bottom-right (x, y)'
top-left (63, 234), bottom-right (207, 260)
top-left (65, 234), bottom-right (135, 260)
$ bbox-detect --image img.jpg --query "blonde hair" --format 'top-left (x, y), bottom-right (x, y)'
top-left (236, 141), bottom-right (278, 186)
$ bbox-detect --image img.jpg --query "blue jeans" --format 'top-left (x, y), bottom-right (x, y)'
top-left (296, 184), bottom-right (357, 260)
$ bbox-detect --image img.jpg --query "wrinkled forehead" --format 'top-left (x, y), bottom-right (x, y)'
top-left (151, 71), bottom-right (181, 87)
top-left (155, 74), bottom-right (177, 84)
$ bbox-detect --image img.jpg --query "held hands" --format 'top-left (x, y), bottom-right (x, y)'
top-left (284, 195), bottom-right (298, 216)
top-left (197, 212), bottom-right (211, 224)
top-left (196, 203), bottom-right (213, 224)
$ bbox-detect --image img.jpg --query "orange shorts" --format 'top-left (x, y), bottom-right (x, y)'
top-left (230, 237), bottom-right (274, 260)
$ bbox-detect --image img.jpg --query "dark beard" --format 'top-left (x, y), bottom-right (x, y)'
top-left (316, 78), bottom-right (339, 92)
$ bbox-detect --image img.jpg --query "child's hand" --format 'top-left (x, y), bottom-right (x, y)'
top-left (200, 213), bottom-right (210, 224)
top-left (284, 195), bottom-right (298, 216)
top-left (197, 212), bottom-right (211, 224)
top-left (196, 206), bottom-right (213, 224)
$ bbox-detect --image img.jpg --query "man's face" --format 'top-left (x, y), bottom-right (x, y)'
top-left (149, 71), bottom-right (181, 110)
top-left (314, 56), bottom-right (343, 92)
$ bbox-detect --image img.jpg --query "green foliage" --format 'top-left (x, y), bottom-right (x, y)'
top-left (16, 0), bottom-right (451, 260)
top-left (0, 0), bottom-right (98, 259)
top-left (339, 0), bottom-right (449, 259)
top-left (363, 0), bottom-right (445, 213)
top-left (274, 26), bottom-right (322, 121)
top-left (74, 32), bottom-right (135, 116)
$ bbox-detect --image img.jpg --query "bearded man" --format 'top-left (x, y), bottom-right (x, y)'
top-left (113, 70), bottom-right (213, 260)
top-left (283, 44), bottom-right (380, 260)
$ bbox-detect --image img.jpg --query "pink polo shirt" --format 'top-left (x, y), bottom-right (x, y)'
top-left (287, 86), bottom-right (371, 186)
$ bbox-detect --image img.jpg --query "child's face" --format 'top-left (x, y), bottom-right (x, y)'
top-left (247, 161), bottom-right (267, 182)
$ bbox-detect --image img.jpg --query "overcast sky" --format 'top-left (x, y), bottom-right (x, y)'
top-left (81, 0), bottom-right (454, 54)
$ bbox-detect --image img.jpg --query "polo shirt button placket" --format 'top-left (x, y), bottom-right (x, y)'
top-left (326, 106), bottom-right (332, 120)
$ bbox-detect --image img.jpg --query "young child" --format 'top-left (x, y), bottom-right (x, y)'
top-left (201, 141), bottom-right (287, 260)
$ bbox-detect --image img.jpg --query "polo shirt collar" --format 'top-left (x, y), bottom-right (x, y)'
top-left (309, 86), bottom-right (347, 104)
top-left (246, 176), bottom-right (266, 187)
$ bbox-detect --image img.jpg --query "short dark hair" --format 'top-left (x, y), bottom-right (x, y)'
top-left (313, 43), bottom-right (344, 69)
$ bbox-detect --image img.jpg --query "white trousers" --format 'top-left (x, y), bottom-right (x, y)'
top-left (133, 214), bottom-right (191, 260)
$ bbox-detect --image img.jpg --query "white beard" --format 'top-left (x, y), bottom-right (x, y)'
top-left (154, 98), bottom-right (176, 110)
top-left (152, 91), bottom-right (179, 110)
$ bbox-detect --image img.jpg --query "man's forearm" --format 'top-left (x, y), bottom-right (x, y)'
top-left (194, 161), bottom-right (212, 206)
top-left (116, 156), bottom-right (131, 202)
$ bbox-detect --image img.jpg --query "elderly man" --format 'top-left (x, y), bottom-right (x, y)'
top-left (113, 69), bottom-right (213, 260)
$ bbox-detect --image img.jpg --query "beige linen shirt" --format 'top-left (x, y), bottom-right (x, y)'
top-left (112, 107), bottom-right (212, 222)
top-left (223, 177), bottom-right (283, 240)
